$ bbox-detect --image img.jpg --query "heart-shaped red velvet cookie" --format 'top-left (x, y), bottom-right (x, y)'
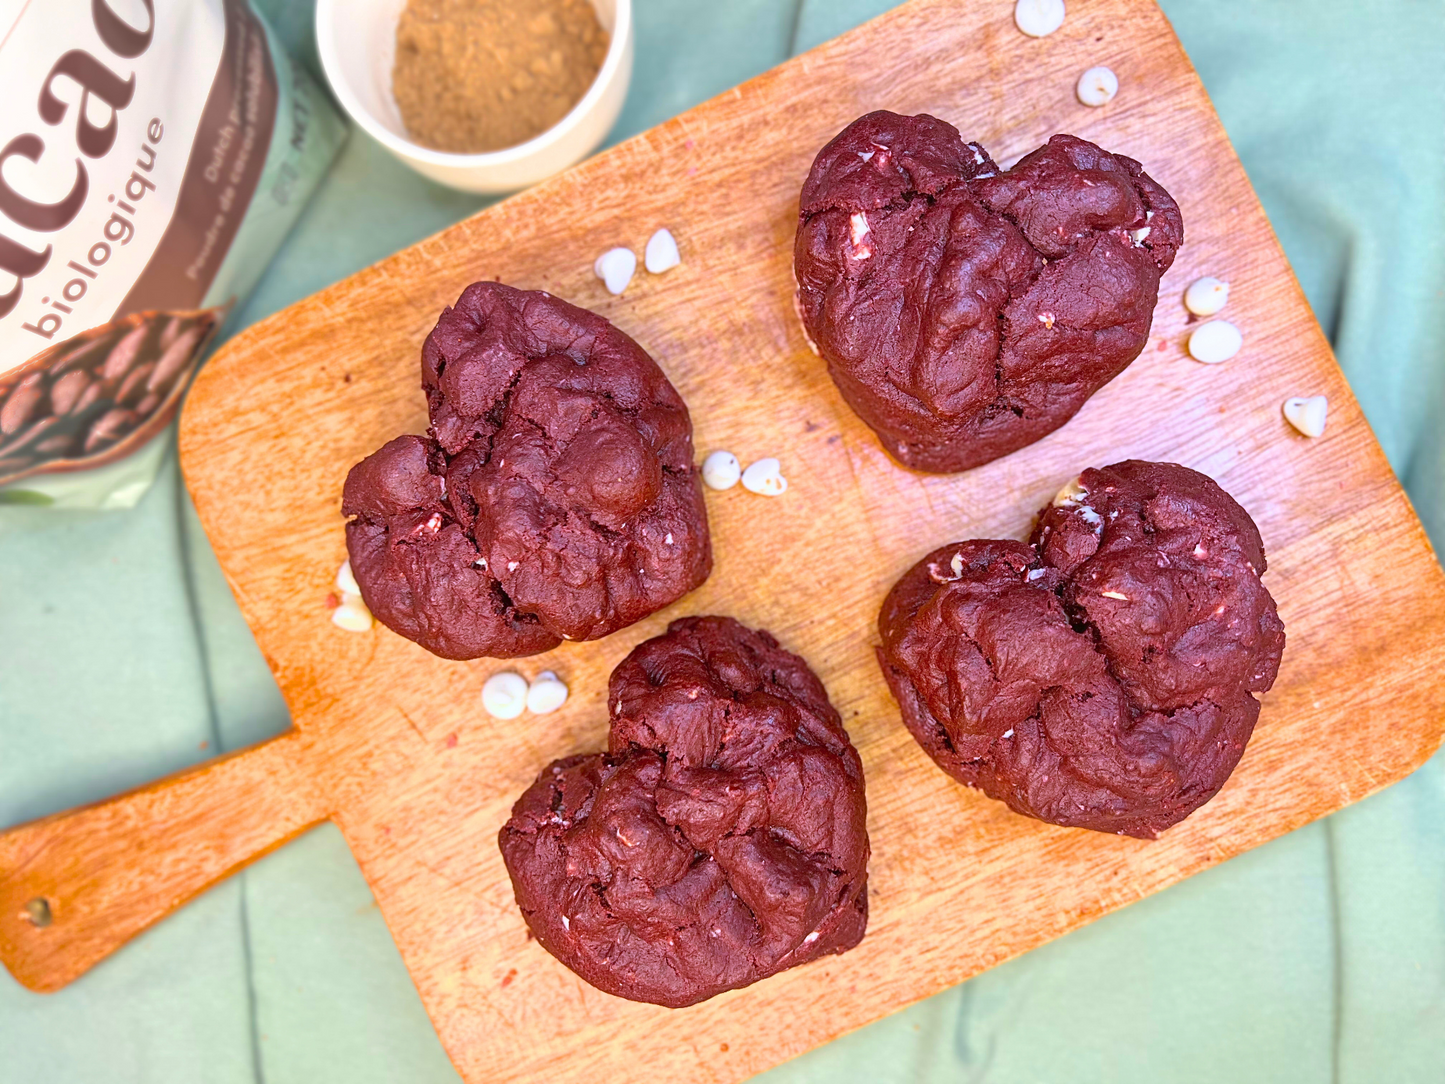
top-left (342, 283), bottom-right (711, 659)
top-left (795, 111), bottom-right (1184, 473)
top-left (499, 616), bottom-right (870, 1007)
top-left (878, 461), bottom-right (1285, 838)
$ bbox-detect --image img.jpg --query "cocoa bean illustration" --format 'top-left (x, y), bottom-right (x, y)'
top-left (146, 326), bottom-right (206, 393)
top-left (49, 370), bottom-right (92, 415)
top-left (0, 373), bottom-right (44, 435)
top-left (100, 325), bottom-right (150, 383)
top-left (0, 306), bottom-right (224, 488)
top-left (115, 362), bottom-right (156, 407)
top-left (84, 408), bottom-right (138, 454)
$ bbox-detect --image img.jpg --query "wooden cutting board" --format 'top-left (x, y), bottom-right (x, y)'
top-left (4, 1), bottom-right (1444, 1080)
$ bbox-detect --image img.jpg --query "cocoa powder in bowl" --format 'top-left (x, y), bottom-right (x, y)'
top-left (393, 0), bottom-right (610, 154)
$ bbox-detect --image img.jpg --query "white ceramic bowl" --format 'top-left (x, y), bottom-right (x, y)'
top-left (316, 0), bottom-right (633, 194)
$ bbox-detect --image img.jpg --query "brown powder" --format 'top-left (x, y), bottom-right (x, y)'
top-left (393, 0), bottom-right (609, 155)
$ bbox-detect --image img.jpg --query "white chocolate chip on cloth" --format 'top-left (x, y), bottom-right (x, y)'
top-left (1015, 0), bottom-right (1065, 38)
top-left (1283, 395), bottom-right (1329, 438)
top-left (1185, 276), bottom-right (1231, 316)
top-left (702, 450), bottom-right (741, 491)
top-left (644, 228), bottom-right (681, 274)
top-left (594, 247), bottom-right (637, 295)
top-left (1077, 66), bottom-right (1118, 107)
top-left (1188, 319), bottom-right (1243, 364)
top-left (482, 671), bottom-right (529, 719)
top-left (741, 457), bottom-right (788, 496)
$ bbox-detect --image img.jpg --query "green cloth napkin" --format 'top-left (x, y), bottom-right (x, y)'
top-left (2, 2), bottom-right (1442, 1081)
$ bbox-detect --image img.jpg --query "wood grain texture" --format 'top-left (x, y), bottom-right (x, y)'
top-left (4, 1), bottom-right (1444, 1080)
top-left (0, 732), bottom-right (325, 992)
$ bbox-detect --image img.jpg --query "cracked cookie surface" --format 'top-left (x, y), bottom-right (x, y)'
top-left (342, 283), bottom-right (711, 659)
top-left (794, 111), bottom-right (1184, 473)
top-left (499, 616), bottom-right (870, 1007)
top-left (877, 461), bottom-right (1285, 838)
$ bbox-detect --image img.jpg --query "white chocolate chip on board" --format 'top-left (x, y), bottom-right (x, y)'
top-left (526, 671), bottom-right (570, 715)
top-left (1188, 320), bottom-right (1243, 364)
top-left (1015, 0), bottom-right (1065, 38)
top-left (741, 458), bottom-right (788, 496)
top-left (594, 247), bottom-right (637, 295)
top-left (330, 558), bottom-right (372, 632)
top-left (1052, 476), bottom-right (1087, 507)
top-left (644, 228), bottom-right (681, 274)
top-left (1185, 276), bottom-right (1230, 316)
top-left (702, 450), bottom-right (742, 490)
top-left (336, 559), bottom-right (360, 596)
top-left (1283, 395), bottom-right (1329, 438)
top-left (1077, 66), bottom-right (1118, 107)
top-left (331, 598), bottom-right (373, 632)
top-left (482, 671), bottom-right (529, 720)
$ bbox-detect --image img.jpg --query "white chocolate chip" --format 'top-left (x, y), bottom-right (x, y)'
top-left (1100, 590), bottom-right (1130, 600)
top-left (848, 212), bottom-right (872, 260)
top-left (1002, 729), bottom-right (1015, 739)
top-left (594, 247), bottom-right (636, 295)
top-left (741, 458), bottom-right (788, 496)
top-left (1187, 320), bottom-right (1243, 364)
top-left (950, 552), bottom-right (964, 577)
top-left (336, 559), bottom-right (360, 596)
top-left (507, 561), bottom-right (519, 572)
top-left (482, 671), bottom-right (529, 720)
top-left (1052, 476), bottom-right (1087, 507)
top-left (331, 598), bottom-right (373, 632)
top-left (1131, 226), bottom-right (1151, 245)
top-left (526, 672), bottom-right (570, 715)
top-left (1184, 276), bottom-right (1230, 316)
top-left (1015, 0), bottom-right (1065, 37)
top-left (644, 228), bottom-right (680, 274)
top-left (1076, 66), bottom-right (1118, 106)
top-left (702, 450), bottom-right (741, 490)
top-left (1283, 395), bottom-right (1328, 438)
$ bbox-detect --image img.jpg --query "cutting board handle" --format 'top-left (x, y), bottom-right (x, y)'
top-left (0, 731), bottom-right (328, 993)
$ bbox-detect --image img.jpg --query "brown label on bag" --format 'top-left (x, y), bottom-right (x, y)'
top-left (0, 0), bottom-right (278, 484)
top-left (118, 0), bottom-right (277, 315)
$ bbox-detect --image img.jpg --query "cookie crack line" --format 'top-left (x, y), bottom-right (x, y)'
top-left (878, 461), bottom-right (1284, 839)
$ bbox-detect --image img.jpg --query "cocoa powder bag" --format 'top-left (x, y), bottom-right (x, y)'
top-left (0, 0), bottom-right (346, 507)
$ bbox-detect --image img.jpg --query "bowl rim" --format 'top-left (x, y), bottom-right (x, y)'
top-left (315, 0), bottom-right (633, 167)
